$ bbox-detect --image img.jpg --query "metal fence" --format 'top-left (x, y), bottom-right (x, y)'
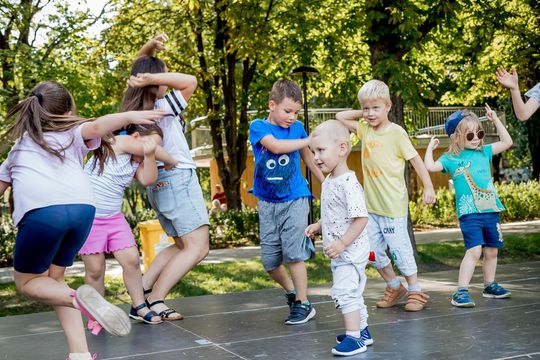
top-left (189, 107), bottom-right (501, 151)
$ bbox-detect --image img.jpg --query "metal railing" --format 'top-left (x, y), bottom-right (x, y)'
top-left (189, 107), bottom-right (502, 151)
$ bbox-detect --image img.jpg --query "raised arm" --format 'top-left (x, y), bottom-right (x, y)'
top-left (485, 104), bottom-right (513, 155)
top-left (300, 147), bottom-right (325, 183)
top-left (138, 33), bottom-right (168, 57)
top-left (115, 135), bottom-right (178, 168)
top-left (409, 155), bottom-right (436, 204)
top-left (81, 110), bottom-right (166, 140)
top-left (424, 136), bottom-right (444, 173)
top-left (134, 139), bottom-right (159, 186)
top-left (496, 67), bottom-right (540, 121)
top-left (336, 110), bottom-right (363, 133)
top-left (127, 72), bottom-right (198, 102)
top-left (259, 135), bottom-right (310, 155)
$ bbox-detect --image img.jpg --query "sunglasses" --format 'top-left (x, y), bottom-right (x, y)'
top-left (465, 130), bottom-right (485, 141)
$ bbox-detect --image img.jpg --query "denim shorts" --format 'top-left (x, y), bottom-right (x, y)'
top-left (14, 204), bottom-right (95, 274)
top-left (459, 212), bottom-right (504, 250)
top-left (258, 197), bottom-right (315, 272)
top-left (147, 168), bottom-right (209, 238)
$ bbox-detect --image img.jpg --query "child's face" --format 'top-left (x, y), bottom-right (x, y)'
top-left (268, 97), bottom-right (302, 128)
top-left (360, 98), bottom-right (391, 130)
top-left (461, 123), bottom-right (485, 150)
top-left (309, 133), bottom-right (344, 174)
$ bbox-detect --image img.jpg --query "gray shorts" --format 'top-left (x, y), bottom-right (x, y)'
top-left (147, 168), bottom-right (209, 238)
top-left (258, 197), bottom-right (315, 272)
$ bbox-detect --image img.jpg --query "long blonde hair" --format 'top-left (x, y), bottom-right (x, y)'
top-left (5, 81), bottom-right (114, 172)
top-left (448, 110), bottom-right (484, 155)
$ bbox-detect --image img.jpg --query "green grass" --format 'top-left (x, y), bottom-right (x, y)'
top-left (1, 232), bottom-right (538, 317)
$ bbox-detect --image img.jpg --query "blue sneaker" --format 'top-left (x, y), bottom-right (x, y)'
top-left (336, 326), bottom-right (374, 346)
top-left (332, 335), bottom-right (367, 356)
top-left (483, 282), bottom-right (511, 299)
top-left (451, 290), bottom-right (475, 308)
top-left (285, 292), bottom-right (296, 309)
top-left (285, 301), bottom-right (316, 325)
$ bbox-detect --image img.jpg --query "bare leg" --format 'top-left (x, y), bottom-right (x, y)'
top-left (114, 247), bottom-right (160, 322)
top-left (288, 261), bottom-right (308, 302)
top-left (15, 265), bottom-right (89, 353)
top-left (377, 263), bottom-right (398, 283)
top-left (482, 247), bottom-right (498, 284)
top-left (458, 245), bottom-right (482, 288)
top-left (343, 310), bottom-right (361, 333)
top-left (268, 264), bottom-right (294, 293)
top-left (142, 244), bottom-right (181, 292)
top-left (81, 253), bottom-right (106, 295)
top-left (147, 225), bottom-right (209, 315)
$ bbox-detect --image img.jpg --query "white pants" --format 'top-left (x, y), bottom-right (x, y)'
top-left (331, 256), bottom-right (368, 323)
top-left (368, 213), bottom-right (417, 277)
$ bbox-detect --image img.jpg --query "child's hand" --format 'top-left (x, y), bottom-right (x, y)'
top-left (485, 103), bottom-right (499, 122)
top-left (305, 222), bottom-right (321, 238)
top-left (127, 73), bottom-right (154, 88)
top-left (151, 33), bottom-right (168, 51)
top-left (142, 138), bottom-right (157, 156)
top-left (422, 187), bottom-right (436, 205)
top-left (324, 240), bottom-right (345, 259)
top-left (427, 136), bottom-right (439, 150)
top-left (127, 110), bottom-right (166, 125)
top-left (496, 66), bottom-right (518, 90)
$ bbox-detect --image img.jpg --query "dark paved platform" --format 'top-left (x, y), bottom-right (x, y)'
top-left (1, 262), bottom-right (539, 360)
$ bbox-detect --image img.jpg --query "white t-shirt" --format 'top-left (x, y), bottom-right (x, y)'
top-left (0, 123), bottom-right (100, 225)
top-left (85, 152), bottom-right (138, 217)
top-left (154, 89), bottom-right (196, 169)
top-left (321, 171), bottom-right (370, 262)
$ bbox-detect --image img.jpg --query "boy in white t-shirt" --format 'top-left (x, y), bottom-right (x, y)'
top-left (305, 120), bottom-right (372, 356)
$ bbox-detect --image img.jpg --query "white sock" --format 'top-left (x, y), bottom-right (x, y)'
top-left (346, 330), bottom-right (361, 338)
top-left (408, 283), bottom-right (422, 292)
top-left (387, 277), bottom-right (401, 289)
top-left (68, 353), bottom-right (92, 360)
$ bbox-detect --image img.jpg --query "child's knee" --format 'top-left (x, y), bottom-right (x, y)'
top-left (466, 245), bottom-right (482, 260)
top-left (483, 247), bottom-right (498, 259)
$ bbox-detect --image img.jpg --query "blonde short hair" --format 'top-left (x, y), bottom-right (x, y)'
top-left (357, 79), bottom-right (391, 105)
top-left (312, 120), bottom-right (351, 156)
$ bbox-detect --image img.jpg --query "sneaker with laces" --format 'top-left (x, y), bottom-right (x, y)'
top-left (285, 292), bottom-right (296, 309)
top-left (331, 335), bottom-right (367, 356)
top-left (336, 326), bottom-right (374, 346)
top-left (483, 282), bottom-right (511, 299)
top-left (285, 300), bottom-right (316, 325)
top-left (376, 284), bottom-right (407, 308)
top-left (451, 290), bottom-right (475, 307)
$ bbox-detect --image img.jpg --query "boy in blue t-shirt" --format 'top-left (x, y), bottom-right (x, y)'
top-left (249, 79), bottom-right (324, 324)
top-left (424, 106), bottom-right (513, 308)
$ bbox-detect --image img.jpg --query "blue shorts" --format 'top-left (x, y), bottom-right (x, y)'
top-left (459, 212), bottom-right (504, 250)
top-left (147, 168), bottom-right (209, 238)
top-left (14, 204), bottom-right (96, 274)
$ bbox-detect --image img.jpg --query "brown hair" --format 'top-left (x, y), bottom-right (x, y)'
top-left (448, 110), bottom-right (484, 155)
top-left (5, 81), bottom-right (114, 172)
top-left (120, 55), bottom-right (167, 112)
top-left (269, 79), bottom-right (303, 105)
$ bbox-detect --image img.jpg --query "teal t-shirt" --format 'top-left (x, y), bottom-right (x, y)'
top-left (438, 144), bottom-right (504, 218)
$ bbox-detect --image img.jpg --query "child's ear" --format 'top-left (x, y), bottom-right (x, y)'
top-left (268, 100), bottom-right (276, 111)
top-left (131, 131), bottom-right (140, 139)
top-left (339, 141), bottom-right (348, 156)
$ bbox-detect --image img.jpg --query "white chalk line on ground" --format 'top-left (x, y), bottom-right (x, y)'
top-left (492, 352), bottom-right (540, 360)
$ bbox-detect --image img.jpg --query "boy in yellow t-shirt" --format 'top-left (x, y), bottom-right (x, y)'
top-left (336, 79), bottom-right (436, 312)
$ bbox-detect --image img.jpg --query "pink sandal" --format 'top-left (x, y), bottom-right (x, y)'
top-left (70, 285), bottom-right (131, 337)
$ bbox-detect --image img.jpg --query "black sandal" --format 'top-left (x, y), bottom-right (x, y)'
top-left (146, 299), bottom-right (184, 321)
top-left (129, 303), bottom-right (163, 325)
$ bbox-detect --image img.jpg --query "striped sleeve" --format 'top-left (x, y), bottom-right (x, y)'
top-left (156, 89), bottom-right (188, 116)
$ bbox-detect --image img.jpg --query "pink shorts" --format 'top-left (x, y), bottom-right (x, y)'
top-left (78, 212), bottom-right (136, 255)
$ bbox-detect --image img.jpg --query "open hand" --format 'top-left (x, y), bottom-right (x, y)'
top-left (496, 66), bottom-right (518, 90)
top-left (127, 110), bottom-right (166, 125)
